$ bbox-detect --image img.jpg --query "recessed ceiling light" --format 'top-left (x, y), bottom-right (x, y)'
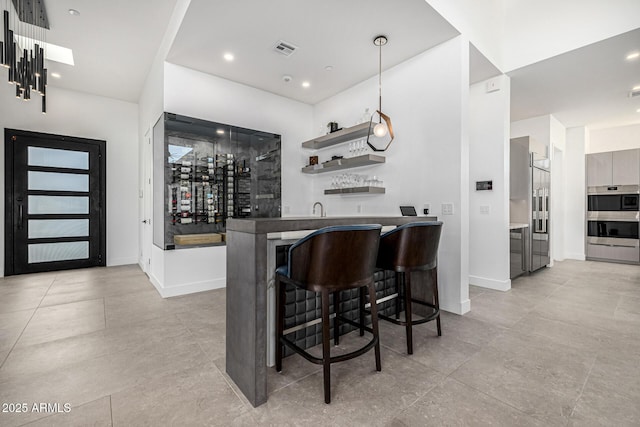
top-left (324, 65), bottom-right (333, 71)
top-left (637, 108), bottom-right (640, 113)
top-left (50, 72), bottom-right (61, 78)
top-left (68, 9), bottom-right (80, 16)
top-left (302, 81), bottom-right (310, 88)
top-left (216, 129), bottom-right (225, 134)
top-left (223, 53), bottom-right (234, 62)
top-left (626, 52), bottom-right (640, 61)
top-left (633, 85), bottom-right (640, 91)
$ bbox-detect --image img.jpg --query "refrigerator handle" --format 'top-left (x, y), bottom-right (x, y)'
top-left (521, 228), bottom-right (526, 272)
top-left (542, 188), bottom-right (547, 233)
top-left (532, 189), bottom-right (537, 232)
top-left (534, 189), bottom-right (541, 232)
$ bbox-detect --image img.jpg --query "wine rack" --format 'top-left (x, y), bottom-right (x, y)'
top-left (154, 113), bottom-right (281, 250)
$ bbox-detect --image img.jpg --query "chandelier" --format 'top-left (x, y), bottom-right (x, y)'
top-left (1, 0), bottom-right (49, 114)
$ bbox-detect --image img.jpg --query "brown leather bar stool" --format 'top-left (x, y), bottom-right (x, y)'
top-left (376, 221), bottom-right (443, 354)
top-left (275, 224), bottom-right (382, 404)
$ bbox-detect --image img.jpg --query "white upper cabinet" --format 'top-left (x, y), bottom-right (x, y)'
top-left (586, 152), bottom-right (613, 187)
top-left (612, 149), bottom-right (640, 185)
top-left (587, 149), bottom-right (640, 186)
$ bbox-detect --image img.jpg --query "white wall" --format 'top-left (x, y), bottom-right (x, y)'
top-left (0, 85), bottom-right (140, 274)
top-left (313, 36), bottom-right (471, 314)
top-left (549, 116), bottom-right (566, 261)
top-left (138, 0), bottom-right (192, 275)
top-left (587, 123), bottom-right (640, 154)
top-left (145, 62), bottom-right (314, 297)
top-left (565, 127), bottom-right (587, 260)
top-left (468, 75), bottom-right (511, 291)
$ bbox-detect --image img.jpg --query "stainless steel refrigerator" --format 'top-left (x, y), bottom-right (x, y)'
top-left (510, 137), bottom-right (551, 273)
top-left (530, 156), bottom-right (551, 271)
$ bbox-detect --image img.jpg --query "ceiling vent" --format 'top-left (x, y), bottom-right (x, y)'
top-left (273, 40), bottom-right (298, 57)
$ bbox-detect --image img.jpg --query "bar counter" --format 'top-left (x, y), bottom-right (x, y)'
top-left (225, 215), bottom-right (436, 407)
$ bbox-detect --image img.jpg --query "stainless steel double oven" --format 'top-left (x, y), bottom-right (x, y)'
top-left (586, 185), bottom-right (640, 263)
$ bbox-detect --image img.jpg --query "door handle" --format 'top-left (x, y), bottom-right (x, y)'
top-left (142, 219), bottom-right (147, 224)
top-left (18, 204), bottom-right (23, 229)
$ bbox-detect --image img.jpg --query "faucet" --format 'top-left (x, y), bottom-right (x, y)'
top-left (313, 202), bottom-right (325, 217)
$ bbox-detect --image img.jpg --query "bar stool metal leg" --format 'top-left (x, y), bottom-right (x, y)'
top-left (367, 282), bottom-right (382, 372)
top-left (275, 277), bottom-right (285, 372)
top-left (334, 291), bottom-right (340, 346)
top-left (321, 289), bottom-right (332, 404)
top-left (359, 287), bottom-right (365, 337)
top-left (403, 272), bottom-right (414, 355)
top-left (432, 268), bottom-right (442, 336)
top-left (395, 273), bottom-right (401, 320)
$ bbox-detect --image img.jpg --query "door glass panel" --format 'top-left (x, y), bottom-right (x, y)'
top-left (28, 219), bottom-right (89, 238)
top-left (28, 242), bottom-right (89, 264)
top-left (28, 196), bottom-right (89, 214)
top-left (28, 241), bottom-right (89, 263)
top-left (28, 171), bottom-right (89, 192)
top-left (28, 147), bottom-right (89, 170)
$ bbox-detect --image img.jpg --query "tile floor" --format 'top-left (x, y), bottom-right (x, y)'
top-left (0, 260), bottom-right (638, 426)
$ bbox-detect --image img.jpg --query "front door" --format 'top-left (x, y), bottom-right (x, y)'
top-left (4, 129), bottom-right (106, 275)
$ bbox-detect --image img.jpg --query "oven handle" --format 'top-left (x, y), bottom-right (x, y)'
top-left (589, 242), bottom-right (639, 248)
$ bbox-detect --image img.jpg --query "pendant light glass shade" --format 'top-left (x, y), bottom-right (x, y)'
top-left (366, 35), bottom-right (395, 152)
top-left (373, 122), bottom-right (387, 137)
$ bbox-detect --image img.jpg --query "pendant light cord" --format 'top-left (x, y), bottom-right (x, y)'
top-left (378, 39), bottom-right (382, 123)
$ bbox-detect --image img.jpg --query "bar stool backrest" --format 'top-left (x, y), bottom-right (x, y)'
top-left (288, 225), bottom-right (382, 293)
top-left (377, 222), bottom-right (443, 272)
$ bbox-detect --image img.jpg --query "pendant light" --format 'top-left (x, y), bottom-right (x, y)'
top-left (1, 0), bottom-right (49, 113)
top-left (366, 35), bottom-right (395, 152)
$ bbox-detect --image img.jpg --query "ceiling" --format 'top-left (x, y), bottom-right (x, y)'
top-left (3, 0), bottom-right (638, 130)
top-left (10, 0), bottom-right (178, 103)
top-left (166, 0), bottom-right (460, 105)
top-left (509, 27), bottom-right (640, 130)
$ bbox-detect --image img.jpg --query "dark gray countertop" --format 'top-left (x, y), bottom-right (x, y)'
top-left (227, 216), bottom-right (439, 234)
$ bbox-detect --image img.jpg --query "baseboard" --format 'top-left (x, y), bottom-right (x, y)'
top-left (441, 298), bottom-right (471, 315)
top-left (107, 257), bottom-right (139, 267)
top-left (459, 298), bottom-right (471, 315)
top-left (565, 252), bottom-right (586, 261)
top-left (150, 276), bottom-right (226, 298)
top-left (469, 275), bottom-right (511, 291)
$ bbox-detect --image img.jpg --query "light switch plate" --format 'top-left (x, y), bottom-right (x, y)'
top-left (442, 203), bottom-right (454, 215)
top-left (480, 205), bottom-right (490, 214)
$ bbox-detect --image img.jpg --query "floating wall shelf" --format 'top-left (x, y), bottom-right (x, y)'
top-left (324, 186), bottom-right (385, 195)
top-left (301, 122), bottom-right (371, 150)
top-left (301, 154), bottom-right (385, 174)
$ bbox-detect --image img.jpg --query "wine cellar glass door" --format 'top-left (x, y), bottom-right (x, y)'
top-left (4, 129), bottom-right (106, 275)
